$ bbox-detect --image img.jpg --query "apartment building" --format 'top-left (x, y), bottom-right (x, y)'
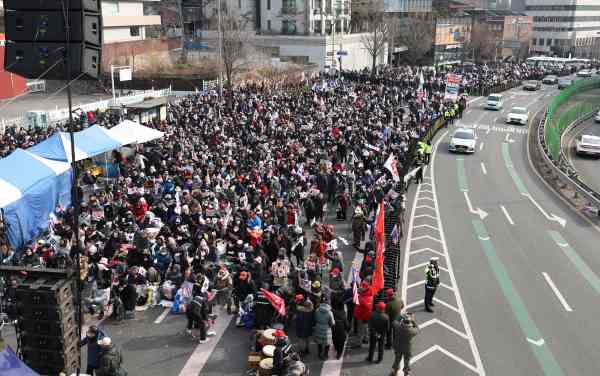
top-left (526, 0), bottom-right (600, 57)
top-left (102, 0), bottom-right (162, 43)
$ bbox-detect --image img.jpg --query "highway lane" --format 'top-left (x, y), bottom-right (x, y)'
top-left (428, 82), bottom-right (600, 376)
top-left (565, 116), bottom-right (600, 194)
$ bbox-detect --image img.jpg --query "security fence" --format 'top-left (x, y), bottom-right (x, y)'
top-left (544, 79), bottom-right (600, 160)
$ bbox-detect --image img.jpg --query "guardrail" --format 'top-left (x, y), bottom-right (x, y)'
top-left (535, 80), bottom-right (600, 216)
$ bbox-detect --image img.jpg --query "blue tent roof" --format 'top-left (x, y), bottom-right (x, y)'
top-left (0, 149), bottom-right (72, 249)
top-left (0, 346), bottom-right (40, 376)
top-left (28, 125), bottom-right (123, 162)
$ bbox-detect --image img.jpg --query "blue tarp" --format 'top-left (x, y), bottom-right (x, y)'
top-left (0, 346), bottom-right (40, 376)
top-left (28, 125), bottom-right (123, 162)
top-left (0, 149), bottom-right (72, 249)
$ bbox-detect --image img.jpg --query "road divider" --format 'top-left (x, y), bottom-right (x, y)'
top-left (472, 220), bottom-right (565, 376)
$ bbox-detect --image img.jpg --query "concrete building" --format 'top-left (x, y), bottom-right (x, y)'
top-left (102, 0), bottom-right (162, 43)
top-left (384, 0), bottom-right (432, 13)
top-left (433, 14), bottom-right (471, 65)
top-left (526, 0), bottom-right (600, 57)
top-left (468, 9), bottom-right (532, 60)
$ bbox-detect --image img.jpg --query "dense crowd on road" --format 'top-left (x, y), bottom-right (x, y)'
top-left (0, 62), bottom-right (545, 375)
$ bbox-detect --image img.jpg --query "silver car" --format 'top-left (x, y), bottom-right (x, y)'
top-left (576, 135), bottom-right (600, 156)
top-left (449, 128), bottom-right (476, 153)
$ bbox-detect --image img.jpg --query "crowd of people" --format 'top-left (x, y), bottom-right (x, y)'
top-left (0, 62), bottom-right (543, 375)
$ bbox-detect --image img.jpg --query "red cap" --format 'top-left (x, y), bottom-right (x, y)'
top-left (385, 288), bottom-right (395, 297)
top-left (329, 267), bottom-right (340, 276)
top-left (273, 329), bottom-right (286, 338)
top-left (239, 271), bottom-right (248, 280)
top-left (376, 301), bottom-right (386, 311)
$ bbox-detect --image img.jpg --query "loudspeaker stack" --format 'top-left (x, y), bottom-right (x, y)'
top-left (16, 276), bottom-right (80, 375)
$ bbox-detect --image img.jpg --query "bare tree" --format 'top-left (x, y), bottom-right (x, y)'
top-left (219, 12), bottom-right (253, 88)
top-left (354, 0), bottom-right (388, 76)
top-left (395, 17), bottom-right (434, 65)
top-left (465, 22), bottom-right (496, 63)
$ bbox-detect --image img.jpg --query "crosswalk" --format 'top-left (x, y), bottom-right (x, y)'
top-left (401, 137), bottom-right (486, 375)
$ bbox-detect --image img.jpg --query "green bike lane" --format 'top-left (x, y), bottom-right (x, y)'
top-left (433, 92), bottom-right (600, 376)
top-left (467, 113), bottom-right (600, 375)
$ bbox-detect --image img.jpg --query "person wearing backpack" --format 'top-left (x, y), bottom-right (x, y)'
top-left (96, 337), bottom-right (127, 376)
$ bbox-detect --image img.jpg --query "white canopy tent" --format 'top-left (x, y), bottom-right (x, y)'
top-left (106, 120), bottom-right (165, 145)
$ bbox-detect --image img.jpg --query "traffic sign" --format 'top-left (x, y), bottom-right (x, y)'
top-left (336, 50), bottom-right (348, 56)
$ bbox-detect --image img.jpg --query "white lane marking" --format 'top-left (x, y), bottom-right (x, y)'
top-left (480, 162), bottom-right (487, 175)
top-left (419, 319), bottom-right (468, 339)
top-left (178, 313), bottom-right (234, 376)
top-left (527, 338), bottom-right (546, 346)
top-left (337, 236), bottom-right (349, 245)
top-left (494, 117), bottom-right (499, 123)
top-left (407, 280), bottom-right (455, 292)
top-left (464, 191), bottom-right (489, 220)
top-left (154, 307), bottom-right (170, 324)
top-left (411, 235), bottom-right (442, 243)
top-left (479, 142), bottom-right (484, 151)
top-left (413, 224), bottom-right (439, 231)
top-left (522, 193), bottom-right (567, 227)
top-left (411, 345), bottom-right (480, 373)
top-left (542, 272), bottom-right (573, 312)
top-left (500, 205), bottom-right (515, 225)
top-left (486, 126), bottom-right (491, 135)
top-left (409, 247), bottom-right (445, 257)
top-left (402, 130), bottom-right (486, 375)
top-left (321, 243), bottom-right (364, 374)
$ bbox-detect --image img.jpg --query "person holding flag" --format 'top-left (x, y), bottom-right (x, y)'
top-left (371, 201), bottom-right (385, 296)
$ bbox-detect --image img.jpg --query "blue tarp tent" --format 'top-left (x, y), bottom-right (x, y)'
top-left (0, 149), bottom-right (72, 249)
top-left (28, 125), bottom-right (123, 162)
top-left (0, 346), bottom-right (40, 376)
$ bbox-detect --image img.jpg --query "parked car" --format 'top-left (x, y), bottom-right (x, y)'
top-left (523, 80), bottom-right (541, 91)
top-left (506, 107), bottom-right (529, 126)
top-left (557, 79), bottom-right (572, 90)
top-left (576, 135), bottom-right (600, 156)
top-left (485, 94), bottom-right (504, 110)
top-left (448, 127), bottom-right (477, 154)
top-left (577, 69), bottom-right (593, 78)
top-left (542, 75), bottom-right (558, 84)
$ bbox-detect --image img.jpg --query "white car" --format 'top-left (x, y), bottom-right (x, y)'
top-left (506, 107), bottom-right (529, 126)
top-left (449, 127), bottom-right (476, 153)
top-left (594, 111), bottom-right (600, 123)
top-left (577, 69), bottom-right (593, 78)
top-left (485, 94), bottom-right (503, 110)
top-left (576, 135), bottom-right (600, 156)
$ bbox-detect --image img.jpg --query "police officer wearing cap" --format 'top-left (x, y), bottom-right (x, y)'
top-left (424, 257), bottom-right (440, 312)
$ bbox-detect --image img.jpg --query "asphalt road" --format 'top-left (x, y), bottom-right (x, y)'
top-left (5, 80), bottom-right (600, 376)
top-left (416, 80), bottom-right (600, 376)
top-left (565, 116), bottom-right (600, 193)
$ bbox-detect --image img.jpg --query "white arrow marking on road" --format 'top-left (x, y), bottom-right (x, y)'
top-left (463, 191), bottom-right (489, 220)
top-left (542, 272), bottom-right (573, 312)
top-left (500, 205), bottom-right (515, 225)
top-left (479, 142), bottom-right (484, 151)
top-left (410, 345), bottom-right (480, 373)
top-left (522, 193), bottom-right (567, 227)
top-left (527, 338), bottom-right (546, 346)
top-left (486, 126), bottom-right (491, 135)
top-left (504, 133), bottom-right (515, 143)
top-left (480, 162), bottom-right (487, 175)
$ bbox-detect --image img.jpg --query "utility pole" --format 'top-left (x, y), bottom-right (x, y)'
top-left (217, 0), bottom-right (224, 97)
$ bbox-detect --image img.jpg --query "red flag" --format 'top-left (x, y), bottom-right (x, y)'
top-left (260, 288), bottom-right (286, 316)
top-left (371, 201), bottom-right (385, 295)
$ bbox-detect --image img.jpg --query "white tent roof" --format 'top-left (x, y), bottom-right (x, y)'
top-left (106, 120), bottom-right (165, 145)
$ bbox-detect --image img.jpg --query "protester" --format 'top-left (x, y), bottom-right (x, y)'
top-left (80, 325), bottom-right (105, 375)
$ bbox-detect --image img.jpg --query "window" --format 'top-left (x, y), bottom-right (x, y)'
top-left (282, 20), bottom-right (297, 34)
top-left (546, 38), bottom-right (552, 46)
top-left (267, 20), bottom-right (271, 31)
top-left (238, 0), bottom-right (241, 8)
top-left (532, 38), bottom-right (536, 46)
top-left (130, 26), bottom-right (140, 37)
top-left (267, 0), bottom-right (271, 10)
top-left (101, 1), bottom-right (119, 16)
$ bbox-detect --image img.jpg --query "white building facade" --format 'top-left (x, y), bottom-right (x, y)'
top-left (526, 0), bottom-right (600, 57)
top-left (101, 0), bottom-right (162, 43)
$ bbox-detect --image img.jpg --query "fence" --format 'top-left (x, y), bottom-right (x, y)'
top-left (544, 78), bottom-right (600, 160)
top-left (0, 88), bottom-right (172, 132)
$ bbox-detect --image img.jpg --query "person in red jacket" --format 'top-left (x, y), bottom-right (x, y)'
top-left (132, 197), bottom-right (149, 223)
top-left (353, 280), bottom-right (374, 345)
